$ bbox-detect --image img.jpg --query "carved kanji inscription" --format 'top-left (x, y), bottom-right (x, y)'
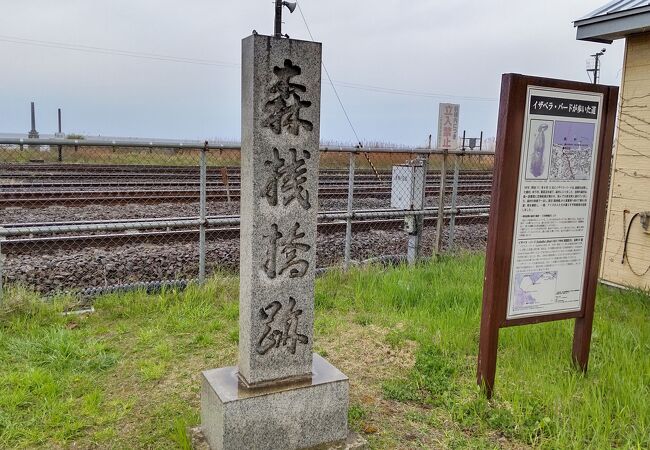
top-left (262, 59), bottom-right (314, 136)
top-left (262, 147), bottom-right (311, 210)
top-left (256, 297), bottom-right (309, 355)
top-left (262, 222), bottom-right (311, 279)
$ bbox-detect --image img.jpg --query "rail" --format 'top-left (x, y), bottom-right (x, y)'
top-left (0, 206), bottom-right (490, 237)
top-left (0, 137), bottom-right (496, 155)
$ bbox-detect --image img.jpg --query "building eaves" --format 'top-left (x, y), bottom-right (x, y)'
top-left (574, 0), bottom-right (650, 42)
top-left (578, 0), bottom-right (650, 21)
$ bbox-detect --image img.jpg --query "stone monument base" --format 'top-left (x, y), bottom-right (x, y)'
top-left (189, 428), bottom-right (367, 450)
top-left (201, 353), bottom-right (350, 450)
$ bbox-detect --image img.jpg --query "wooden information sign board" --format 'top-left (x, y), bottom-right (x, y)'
top-left (477, 74), bottom-right (618, 398)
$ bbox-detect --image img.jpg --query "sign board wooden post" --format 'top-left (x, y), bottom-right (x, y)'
top-left (477, 74), bottom-right (618, 398)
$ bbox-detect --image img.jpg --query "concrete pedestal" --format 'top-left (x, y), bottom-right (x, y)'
top-left (201, 354), bottom-right (349, 450)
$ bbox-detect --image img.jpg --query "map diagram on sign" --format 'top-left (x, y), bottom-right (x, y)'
top-left (549, 121), bottom-right (595, 181)
top-left (513, 271), bottom-right (558, 308)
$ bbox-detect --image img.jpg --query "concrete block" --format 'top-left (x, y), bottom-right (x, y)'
top-left (201, 354), bottom-right (349, 450)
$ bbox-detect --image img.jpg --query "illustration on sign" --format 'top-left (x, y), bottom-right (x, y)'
top-left (526, 120), bottom-right (553, 180)
top-left (507, 87), bottom-right (603, 320)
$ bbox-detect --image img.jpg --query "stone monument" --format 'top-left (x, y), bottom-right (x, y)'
top-left (200, 32), bottom-right (354, 450)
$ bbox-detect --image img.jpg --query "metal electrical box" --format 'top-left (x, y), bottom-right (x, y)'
top-left (391, 163), bottom-right (425, 210)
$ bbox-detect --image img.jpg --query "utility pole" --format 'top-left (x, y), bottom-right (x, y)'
top-left (274, 0), bottom-right (283, 37)
top-left (274, 0), bottom-right (296, 38)
top-left (587, 48), bottom-right (606, 84)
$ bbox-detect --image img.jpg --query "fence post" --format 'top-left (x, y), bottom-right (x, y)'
top-left (221, 167), bottom-right (231, 203)
top-left (199, 142), bottom-right (208, 284)
top-left (434, 149), bottom-right (448, 256)
top-left (344, 152), bottom-right (356, 270)
top-left (407, 155), bottom-right (428, 264)
top-left (0, 238), bottom-right (4, 305)
top-left (448, 154), bottom-right (460, 250)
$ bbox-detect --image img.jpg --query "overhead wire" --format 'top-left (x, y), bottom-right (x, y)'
top-left (295, 3), bottom-right (361, 145)
top-left (0, 34), bottom-right (239, 68)
top-left (332, 80), bottom-right (496, 102)
top-left (1, 32), bottom-right (497, 103)
top-left (296, 1), bottom-right (384, 180)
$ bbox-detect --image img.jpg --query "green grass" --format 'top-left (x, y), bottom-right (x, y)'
top-left (1, 255), bottom-right (648, 449)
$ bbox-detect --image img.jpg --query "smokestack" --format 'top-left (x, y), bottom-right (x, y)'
top-left (28, 101), bottom-right (39, 138)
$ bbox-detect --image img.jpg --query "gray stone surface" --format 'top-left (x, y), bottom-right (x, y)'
top-left (239, 34), bottom-right (323, 386)
top-left (190, 429), bottom-right (367, 450)
top-left (200, 33), bottom-right (349, 450)
top-left (201, 353), bottom-right (349, 450)
top-left (307, 432), bottom-right (368, 450)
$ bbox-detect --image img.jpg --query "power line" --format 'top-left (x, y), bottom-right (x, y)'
top-left (0, 34), bottom-right (239, 68)
top-left (295, 2), bottom-right (390, 182)
top-left (1, 32), bottom-right (498, 104)
top-left (332, 80), bottom-right (497, 102)
top-left (295, 3), bottom-right (363, 146)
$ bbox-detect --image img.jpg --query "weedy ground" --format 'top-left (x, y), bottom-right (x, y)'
top-left (0, 145), bottom-right (495, 171)
top-left (0, 254), bottom-right (648, 449)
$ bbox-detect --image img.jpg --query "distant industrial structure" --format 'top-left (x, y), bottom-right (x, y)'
top-left (27, 102), bottom-right (39, 139)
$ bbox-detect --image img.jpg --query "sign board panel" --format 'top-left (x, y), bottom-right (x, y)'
top-left (391, 164), bottom-right (424, 210)
top-left (477, 74), bottom-right (618, 398)
top-left (507, 87), bottom-right (603, 320)
top-left (437, 103), bottom-right (460, 149)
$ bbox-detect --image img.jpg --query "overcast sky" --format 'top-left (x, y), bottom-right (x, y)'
top-left (0, 0), bottom-right (624, 146)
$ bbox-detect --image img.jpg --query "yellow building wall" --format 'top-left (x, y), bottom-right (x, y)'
top-left (600, 32), bottom-right (650, 290)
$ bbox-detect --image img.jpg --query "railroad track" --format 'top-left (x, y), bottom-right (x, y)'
top-left (1, 164), bottom-right (492, 181)
top-left (1, 174), bottom-right (492, 187)
top-left (2, 213), bottom-right (488, 254)
top-left (1, 172), bottom-right (492, 187)
top-left (1, 162), bottom-right (493, 173)
top-left (1, 164), bottom-right (493, 207)
top-left (1, 185), bottom-right (492, 207)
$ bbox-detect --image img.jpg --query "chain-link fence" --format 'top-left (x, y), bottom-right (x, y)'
top-left (0, 138), bottom-right (493, 299)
